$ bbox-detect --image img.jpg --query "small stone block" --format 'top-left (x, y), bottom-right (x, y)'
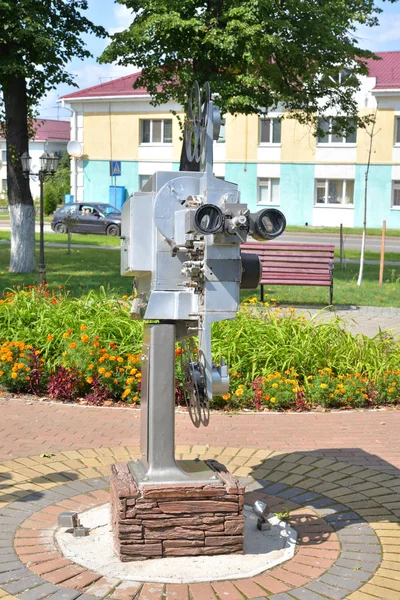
top-left (58, 513), bottom-right (79, 528)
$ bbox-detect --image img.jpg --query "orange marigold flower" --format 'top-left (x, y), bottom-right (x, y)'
top-left (80, 324), bottom-right (87, 331)
top-left (175, 348), bottom-right (184, 356)
top-left (86, 377), bottom-right (93, 384)
top-left (11, 372), bottom-right (18, 379)
top-left (62, 332), bottom-right (70, 339)
top-left (105, 372), bottom-right (111, 379)
top-left (47, 334), bottom-right (54, 341)
top-left (98, 367), bottom-right (106, 374)
top-left (69, 342), bottom-right (77, 349)
top-left (81, 335), bottom-right (89, 343)
top-left (88, 364), bottom-right (94, 370)
top-left (0, 371), bottom-right (3, 377)
top-left (122, 388), bottom-right (131, 399)
top-left (117, 357), bottom-right (124, 363)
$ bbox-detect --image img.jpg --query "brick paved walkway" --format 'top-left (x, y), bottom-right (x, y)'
top-left (1, 399), bottom-right (399, 474)
top-left (0, 445), bottom-right (400, 600)
top-left (0, 394), bottom-right (399, 599)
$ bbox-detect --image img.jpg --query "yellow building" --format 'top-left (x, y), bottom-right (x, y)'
top-left (62, 53), bottom-right (400, 228)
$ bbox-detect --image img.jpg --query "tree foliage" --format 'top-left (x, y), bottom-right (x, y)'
top-left (0, 0), bottom-right (106, 117)
top-left (43, 151), bottom-right (70, 215)
top-left (0, 0), bottom-right (106, 272)
top-left (101, 0), bottom-right (396, 132)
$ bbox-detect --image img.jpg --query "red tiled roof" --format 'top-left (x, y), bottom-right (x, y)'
top-left (365, 51), bottom-right (400, 90)
top-left (61, 71), bottom-right (147, 100)
top-left (60, 53), bottom-right (400, 101)
top-left (0, 119), bottom-right (70, 142)
top-left (32, 119), bottom-right (70, 141)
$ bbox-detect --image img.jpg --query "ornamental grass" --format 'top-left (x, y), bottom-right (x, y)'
top-left (0, 286), bottom-right (399, 410)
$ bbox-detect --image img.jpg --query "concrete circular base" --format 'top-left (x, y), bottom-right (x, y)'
top-left (56, 504), bottom-right (297, 584)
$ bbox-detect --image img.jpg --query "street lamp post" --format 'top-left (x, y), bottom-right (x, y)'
top-left (20, 151), bottom-right (60, 286)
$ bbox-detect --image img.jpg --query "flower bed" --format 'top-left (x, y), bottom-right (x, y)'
top-left (0, 286), bottom-right (399, 410)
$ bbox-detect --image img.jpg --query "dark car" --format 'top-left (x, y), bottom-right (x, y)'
top-left (51, 203), bottom-right (121, 236)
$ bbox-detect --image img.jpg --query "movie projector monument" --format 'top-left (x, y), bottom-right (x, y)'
top-left (111, 82), bottom-right (286, 561)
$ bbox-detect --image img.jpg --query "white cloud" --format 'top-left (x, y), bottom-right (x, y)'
top-left (108, 3), bottom-right (134, 37)
top-left (357, 15), bottom-right (400, 51)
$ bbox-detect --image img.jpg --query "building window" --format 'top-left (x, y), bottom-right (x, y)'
top-left (394, 118), bottom-right (400, 145)
top-left (317, 118), bottom-right (356, 144)
top-left (1, 179), bottom-right (7, 192)
top-left (392, 181), bottom-right (400, 208)
top-left (259, 118), bottom-right (281, 144)
top-left (140, 119), bottom-right (172, 144)
top-left (139, 174), bottom-right (150, 189)
top-left (257, 178), bottom-right (280, 205)
top-left (1, 150), bottom-right (6, 163)
top-left (315, 179), bottom-right (354, 205)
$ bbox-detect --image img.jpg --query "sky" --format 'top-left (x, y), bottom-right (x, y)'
top-left (39, 0), bottom-right (400, 121)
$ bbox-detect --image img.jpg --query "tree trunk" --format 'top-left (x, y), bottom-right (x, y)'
top-left (3, 76), bottom-right (36, 273)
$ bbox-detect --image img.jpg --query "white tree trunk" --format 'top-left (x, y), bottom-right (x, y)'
top-left (9, 204), bottom-right (36, 273)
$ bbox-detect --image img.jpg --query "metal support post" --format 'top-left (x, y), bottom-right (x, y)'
top-left (38, 171), bottom-right (46, 286)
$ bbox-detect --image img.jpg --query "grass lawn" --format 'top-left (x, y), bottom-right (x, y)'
top-left (0, 231), bottom-right (120, 247)
top-left (0, 245), bottom-right (399, 306)
top-left (0, 245), bottom-right (131, 296)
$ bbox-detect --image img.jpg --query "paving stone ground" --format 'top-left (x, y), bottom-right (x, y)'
top-left (0, 445), bottom-right (399, 600)
top-left (0, 307), bottom-right (399, 598)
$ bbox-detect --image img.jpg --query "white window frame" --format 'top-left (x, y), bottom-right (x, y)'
top-left (1, 150), bottom-right (6, 163)
top-left (257, 177), bottom-right (280, 205)
top-left (392, 180), bottom-right (400, 209)
top-left (258, 117), bottom-right (281, 145)
top-left (315, 179), bottom-right (354, 207)
top-left (317, 117), bottom-right (356, 146)
top-left (2, 179), bottom-right (8, 192)
top-left (139, 119), bottom-right (173, 145)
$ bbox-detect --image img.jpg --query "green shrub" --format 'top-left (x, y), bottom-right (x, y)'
top-left (0, 287), bottom-right (399, 408)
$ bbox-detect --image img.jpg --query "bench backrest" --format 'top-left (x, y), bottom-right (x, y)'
top-left (241, 242), bottom-right (335, 285)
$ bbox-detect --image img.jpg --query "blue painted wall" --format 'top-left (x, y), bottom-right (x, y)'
top-left (225, 163), bottom-right (258, 211)
top-left (354, 164), bottom-right (400, 229)
top-left (280, 164), bottom-right (315, 226)
top-left (83, 160), bottom-right (139, 204)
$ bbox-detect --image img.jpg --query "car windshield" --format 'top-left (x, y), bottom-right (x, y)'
top-left (96, 204), bottom-right (121, 216)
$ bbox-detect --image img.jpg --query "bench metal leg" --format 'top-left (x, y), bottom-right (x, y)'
top-left (329, 281), bottom-right (333, 306)
top-left (260, 284), bottom-right (264, 303)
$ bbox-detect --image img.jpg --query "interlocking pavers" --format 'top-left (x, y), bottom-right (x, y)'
top-left (1, 445), bottom-right (400, 600)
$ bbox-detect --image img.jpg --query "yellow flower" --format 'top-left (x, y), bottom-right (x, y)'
top-left (86, 377), bottom-right (93, 384)
top-left (272, 383), bottom-right (279, 388)
top-left (11, 372), bottom-right (18, 379)
top-left (122, 388), bottom-right (131, 399)
top-left (126, 377), bottom-right (134, 385)
top-left (222, 393), bottom-right (231, 400)
top-left (105, 372), bottom-right (111, 378)
top-left (320, 383), bottom-right (327, 389)
top-left (117, 357), bottom-right (124, 363)
top-left (88, 364), bottom-right (94, 370)
top-left (81, 334), bottom-right (89, 343)
top-left (389, 388), bottom-right (394, 393)
top-left (98, 367), bottom-right (106, 374)
top-left (62, 332), bottom-right (70, 339)
top-left (235, 388), bottom-right (244, 397)
top-left (270, 397), bottom-right (276, 403)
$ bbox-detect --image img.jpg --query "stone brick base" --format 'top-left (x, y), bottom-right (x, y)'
top-left (110, 460), bottom-right (244, 561)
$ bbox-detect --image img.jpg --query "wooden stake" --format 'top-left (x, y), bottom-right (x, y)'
top-left (379, 220), bottom-right (386, 286)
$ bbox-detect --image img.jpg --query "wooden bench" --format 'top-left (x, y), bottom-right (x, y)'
top-left (241, 242), bottom-right (335, 305)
